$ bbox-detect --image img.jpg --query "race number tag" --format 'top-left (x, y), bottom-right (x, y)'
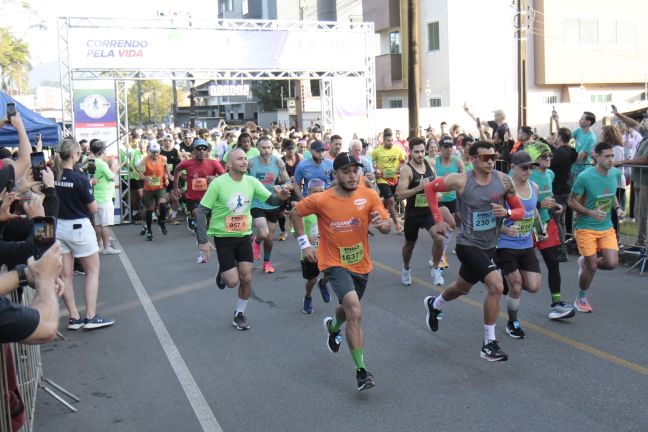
top-left (594, 196), bottom-right (613, 214)
top-left (514, 218), bottom-right (535, 236)
top-left (414, 193), bottom-right (428, 207)
top-left (339, 242), bottom-right (364, 265)
top-left (192, 178), bottom-right (208, 191)
top-left (472, 211), bottom-right (495, 231)
top-left (225, 215), bottom-right (248, 232)
top-left (148, 176), bottom-right (161, 187)
top-left (383, 168), bottom-right (397, 178)
top-left (167, 164), bottom-right (174, 174)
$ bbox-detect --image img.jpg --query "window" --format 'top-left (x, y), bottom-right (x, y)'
top-left (389, 31), bottom-right (401, 54)
top-left (590, 94), bottom-right (612, 103)
top-left (242, 0), bottom-right (248, 16)
top-left (427, 22), bottom-right (440, 52)
top-left (598, 20), bottom-right (616, 44)
top-left (389, 99), bottom-right (403, 108)
top-left (579, 19), bottom-right (597, 44)
top-left (617, 20), bottom-right (637, 45)
top-left (428, 98), bottom-right (441, 107)
top-left (562, 18), bottom-right (637, 45)
top-left (542, 95), bottom-right (558, 104)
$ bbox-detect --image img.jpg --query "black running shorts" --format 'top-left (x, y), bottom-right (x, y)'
top-left (251, 207), bottom-right (282, 224)
top-left (403, 212), bottom-right (435, 242)
top-left (494, 247), bottom-right (541, 276)
top-left (456, 244), bottom-right (497, 285)
top-left (213, 235), bottom-right (254, 272)
top-left (377, 183), bottom-right (396, 199)
top-left (301, 259), bottom-right (320, 280)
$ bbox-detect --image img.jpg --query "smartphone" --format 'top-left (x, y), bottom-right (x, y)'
top-left (34, 133), bottom-right (41, 144)
top-left (31, 151), bottom-right (46, 181)
top-left (6, 103), bottom-right (16, 119)
top-left (32, 216), bottom-right (56, 260)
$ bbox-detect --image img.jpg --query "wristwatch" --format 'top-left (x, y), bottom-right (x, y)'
top-left (15, 264), bottom-right (28, 289)
top-left (506, 208), bottom-right (512, 218)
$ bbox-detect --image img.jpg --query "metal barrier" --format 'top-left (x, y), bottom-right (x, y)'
top-left (1, 287), bottom-right (81, 432)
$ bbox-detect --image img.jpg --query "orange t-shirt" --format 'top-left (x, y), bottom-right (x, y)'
top-left (295, 187), bottom-right (388, 274)
top-left (144, 155), bottom-right (167, 191)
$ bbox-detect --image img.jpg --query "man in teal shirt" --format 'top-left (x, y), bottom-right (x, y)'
top-left (570, 111), bottom-right (597, 177)
top-left (568, 142), bottom-right (624, 313)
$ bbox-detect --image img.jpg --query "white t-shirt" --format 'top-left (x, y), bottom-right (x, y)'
top-left (613, 145), bottom-right (626, 188)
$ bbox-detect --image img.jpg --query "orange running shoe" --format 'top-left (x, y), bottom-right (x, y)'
top-left (262, 262), bottom-right (275, 273)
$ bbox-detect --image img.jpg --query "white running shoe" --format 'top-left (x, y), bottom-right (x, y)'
top-left (401, 266), bottom-right (411, 286)
top-left (101, 247), bottom-right (121, 255)
top-left (431, 267), bottom-right (444, 286)
top-left (196, 253), bottom-right (207, 264)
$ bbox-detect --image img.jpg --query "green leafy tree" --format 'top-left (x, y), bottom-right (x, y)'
top-left (0, 28), bottom-right (31, 94)
top-left (252, 80), bottom-right (290, 112)
top-left (127, 80), bottom-right (173, 126)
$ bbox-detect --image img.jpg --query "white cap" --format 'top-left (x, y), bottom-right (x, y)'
top-left (148, 140), bottom-right (161, 153)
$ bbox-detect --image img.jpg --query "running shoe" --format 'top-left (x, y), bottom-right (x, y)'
top-left (72, 269), bottom-right (85, 276)
top-left (480, 340), bottom-right (508, 362)
top-left (233, 312), bottom-right (250, 330)
top-left (146, 232), bottom-right (153, 241)
top-left (101, 247), bottom-right (122, 255)
top-left (278, 232), bottom-right (287, 241)
top-left (139, 226), bottom-right (147, 236)
top-left (171, 219), bottom-right (181, 225)
top-left (423, 296), bottom-right (442, 332)
top-left (262, 262), bottom-right (275, 273)
top-left (440, 253), bottom-right (449, 269)
top-left (356, 368), bottom-right (376, 392)
top-left (186, 217), bottom-right (197, 233)
top-left (548, 301), bottom-right (576, 320)
top-left (303, 296), bottom-right (313, 314)
top-left (401, 266), bottom-right (412, 286)
top-left (160, 224), bottom-right (168, 235)
top-left (67, 316), bottom-right (85, 330)
top-left (216, 272), bottom-right (226, 289)
top-left (196, 253), bottom-right (207, 264)
top-left (253, 237), bottom-right (261, 260)
top-left (83, 315), bottom-right (115, 330)
top-left (505, 320), bottom-right (526, 339)
top-left (574, 296), bottom-right (593, 313)
top-left (318, 278), bottom-right (331, 303)
top-left (323, 317), bottom-right (342, 353)
top-left (431, 267), bottom-right (444, 286)
top-left (395, 223), bottom-right (404, 234)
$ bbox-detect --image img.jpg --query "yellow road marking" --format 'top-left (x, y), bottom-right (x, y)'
top-left (374, 261), bottom-right (648, 376)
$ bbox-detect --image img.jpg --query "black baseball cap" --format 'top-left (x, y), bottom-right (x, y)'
top-left (310, 140), bottom-right (325, 152)
top-left (510, 150), bottom-right (537, 167)
top-left (439, 136), bottom-right (454, 147)
top-left (333, 152), bottom-right (363, 170)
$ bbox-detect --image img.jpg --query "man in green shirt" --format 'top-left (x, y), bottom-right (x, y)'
top-left (196, 148), bottom-right (291, 330)
top-left (89, 140), bottom-right (120, 255)
top-left (569, 142), bottom-right (624, 313)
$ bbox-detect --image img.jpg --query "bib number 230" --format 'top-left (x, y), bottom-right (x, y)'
top-left (473, 211), bottom-right (495, 231)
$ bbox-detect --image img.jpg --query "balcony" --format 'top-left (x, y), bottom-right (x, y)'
top-left (363, 0), bottom-right (400, 32)
top-left (375, 53), bottom-right (403, 91)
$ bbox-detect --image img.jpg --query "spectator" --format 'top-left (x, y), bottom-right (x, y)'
top-left (89, 140), bottom-right (121, 255)
top-left (601, 126), bottom-right (626, 234)
top-left (550, 127), bottom-right (577, 258)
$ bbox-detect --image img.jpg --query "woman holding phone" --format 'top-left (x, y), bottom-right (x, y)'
top-left (52, 138), bottom-right (114, 330)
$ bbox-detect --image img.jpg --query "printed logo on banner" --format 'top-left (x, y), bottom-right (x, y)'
top-left (80, 95), bottom-right (111, 119)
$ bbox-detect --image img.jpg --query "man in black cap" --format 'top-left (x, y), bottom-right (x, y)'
top-left (292, 152), bottom-right (391, 392)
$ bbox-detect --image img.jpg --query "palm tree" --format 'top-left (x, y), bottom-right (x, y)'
top-left (0, 28), bottom-right (31, 95)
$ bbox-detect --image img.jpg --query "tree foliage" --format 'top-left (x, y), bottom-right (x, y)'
top-left (252, 80), bottom-right (290, 112)
top-left (0, 27), bottom-right (31, 94)
top-left (126, 80), bottom-right (174, 127)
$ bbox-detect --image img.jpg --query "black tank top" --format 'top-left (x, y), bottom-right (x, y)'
top-left (282, 153), bottom-right (301, 177)
top-left (405, 159), bottom-right (435, 216)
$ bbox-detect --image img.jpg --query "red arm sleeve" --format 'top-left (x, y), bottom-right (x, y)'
top-left (424, 177), bottom-right (450, 224)
top-left (506, 193), bottom-right (525, 221)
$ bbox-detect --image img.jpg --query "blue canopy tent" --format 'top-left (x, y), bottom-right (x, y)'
top-left (0, 91), bottom-right (61, 148)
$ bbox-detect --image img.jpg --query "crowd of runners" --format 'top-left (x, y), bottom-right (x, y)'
top-left (2, 105), bottom-right (648, 393)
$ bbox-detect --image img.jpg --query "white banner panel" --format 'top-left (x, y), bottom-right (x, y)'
top-left (68, 27), bottom-right (367, 72)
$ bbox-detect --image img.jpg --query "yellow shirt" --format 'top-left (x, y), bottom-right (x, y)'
top-left (371, 145), bottom-right (406, 185)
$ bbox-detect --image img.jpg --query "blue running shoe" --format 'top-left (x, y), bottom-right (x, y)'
top-left (303, 297), bottom-right (313, 314)
top-left (318, 278), bottom-right (331, 303)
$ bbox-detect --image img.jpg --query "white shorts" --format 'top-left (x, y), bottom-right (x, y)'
top-left (56, 218), bottom-right (99, 258)
top-left (95, 202), bottom-right (115, 226)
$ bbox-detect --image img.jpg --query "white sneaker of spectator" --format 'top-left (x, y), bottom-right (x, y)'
top-left (101, 247), bottom-right (122, 255)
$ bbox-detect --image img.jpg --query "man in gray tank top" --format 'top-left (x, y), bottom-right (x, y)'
top-left (421, 141), bottom-right (526, 362)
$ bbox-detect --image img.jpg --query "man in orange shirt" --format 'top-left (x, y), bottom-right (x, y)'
top-left (293, 152), bottom-right (391, 392)
top-left (138, 140), bottom-right (173, 241)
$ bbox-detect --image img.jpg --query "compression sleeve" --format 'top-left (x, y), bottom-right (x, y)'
top-left (506, 194), bottom-right (525, 221)
top-left (424, 177), bottom-right (449, 224)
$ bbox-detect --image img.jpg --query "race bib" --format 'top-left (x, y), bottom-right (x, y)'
top-left (514, 217), bottom-right (535, 236)
top-left (225, 215), bottom-right (248, 232)
top-left (167, 164), bottom-right (174, 174)
top-left (473, 211), bottom-right (495, 231)
top-left (192, 178), bottom-right (208, 191)
top-left (594, 196), bottom-right (613, 214)
top-left (339, 242), bottom-right (364, 266)
top-left (148, 176), bottom-right (161, 187)
top-left (383, 168), bottom-right (397, 178)
top-left (414, 193), bottom-right (428, 207)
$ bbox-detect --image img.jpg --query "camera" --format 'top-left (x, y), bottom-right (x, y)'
top-left (33, 216), bottom-right (56, 260)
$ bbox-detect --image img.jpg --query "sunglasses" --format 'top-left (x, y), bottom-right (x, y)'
top-left (515, 165), bottom-right (533, 171)
top-left (195, 147), bottom-right (209, 151)
top-left (539, 154), bottom-right (551, 160)
top-left (476, 154), bottom-right (497, 162)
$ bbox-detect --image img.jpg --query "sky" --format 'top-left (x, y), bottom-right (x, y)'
top-left (1, 0), bottom-right (218, 70)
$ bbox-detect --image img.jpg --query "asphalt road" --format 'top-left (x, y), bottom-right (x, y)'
top-left (34, 222), bottom-right (648, 431)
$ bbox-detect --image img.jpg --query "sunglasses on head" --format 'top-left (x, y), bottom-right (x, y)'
top-left (475, 154), bottom-right (497, 162)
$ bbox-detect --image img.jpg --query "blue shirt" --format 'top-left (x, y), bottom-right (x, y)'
top-left (294, 158), bottom-right (334, 196)
top-left (498, 181), bottom-right (538, 250)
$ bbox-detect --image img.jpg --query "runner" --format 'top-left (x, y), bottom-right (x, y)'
top-left (138, 140), bottom-right (172, 241)
top-left (526, 142), bottom-right (576, 320)
top-left (196, 148), bottom-right (291, 330)
top-left (422, 141), bottom-right (526, 361)
top-left (292, 178), bottom-right (331, 314)
top-left (277, 139), bottom-right (302, 241)
top-left (568, 142), bottom-right (624, 313)
top-left (493, 151), bottom-right (544, 339)
top-left (372, 130), bottom-right (406, 232)
top-left (396, 137), bottom-right (453, 286)
top-left (293, 140), bottom-right (334, 199)
top-left (293, 152), bottom-right (391, 391)
top-left (173, 138), bottom-right (225, 263)
top-left (248, 136), bottom-right (290, 273)
top-left (160, 134), bottom-right (182, 224)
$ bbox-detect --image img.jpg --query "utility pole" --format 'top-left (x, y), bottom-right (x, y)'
top-left (172, 72), bottom-right (178, 126)
top-left (516, 0), bottom-right (528, 129)
top-left (153, 88), bottom-right (158, 126)
top-left (137, 73), bottom-right (143, 126)
top-left (407, 0), bottom-right (420, 138)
